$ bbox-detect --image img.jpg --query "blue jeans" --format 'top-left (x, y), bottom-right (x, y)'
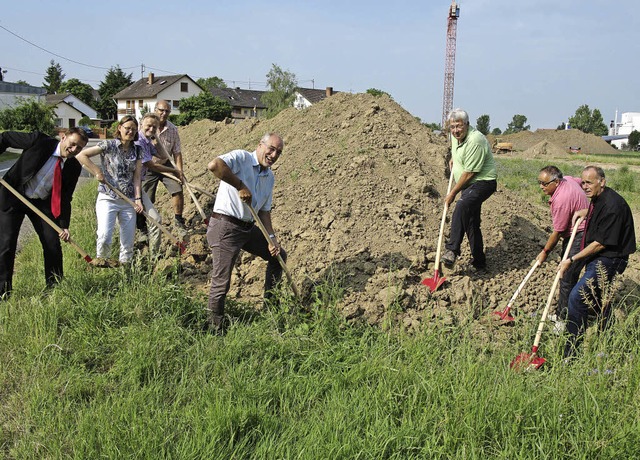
top-left (557, 232), bottom-right (584, 320)
top-left (564, 256), bottom-right (628, 357)
top-left (445, 179), bottom-right (496, 267)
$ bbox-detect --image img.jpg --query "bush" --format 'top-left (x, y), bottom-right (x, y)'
top-left (0, 98), bottom-right (57, 135)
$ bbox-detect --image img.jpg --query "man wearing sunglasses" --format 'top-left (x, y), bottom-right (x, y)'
top-left (205, 132), bottom-right (286, 334)
top-left (536, 165), bottom-right (589, 331)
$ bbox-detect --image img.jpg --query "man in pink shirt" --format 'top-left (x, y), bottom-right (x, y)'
top-left (536, 165), bottom-right (589, 326)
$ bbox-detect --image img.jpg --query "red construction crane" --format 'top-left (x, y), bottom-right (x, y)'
top-left (441, 0), bottom-right (460, 130)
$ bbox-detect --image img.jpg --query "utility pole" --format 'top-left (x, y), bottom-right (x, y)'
top-left (141, 63), bottom-right (146, 79)
top-left (441, 0), bottom-right (460, 130)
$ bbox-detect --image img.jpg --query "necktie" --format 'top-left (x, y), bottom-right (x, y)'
top-left (51, 157), bottom-right (62, 218)
top-left (579, 202), bottom-right (594, 250)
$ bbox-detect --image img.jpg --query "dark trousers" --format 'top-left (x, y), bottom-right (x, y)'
top-left (557, 231), bottom-right (584, 320)
top-left (206, 217), bottom-right (285, 327)
top-left (564, 256), bottom-right (628, 358)
top-left (445, 179), bottom-right (496, 267)
top-left (0, 199), bottom-right (63, 298)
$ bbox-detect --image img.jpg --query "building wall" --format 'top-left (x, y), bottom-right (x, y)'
top-left (116, 76), bottom-right (202, 121)
top-left (611, 112), bottom-right (640, 149)
top-left (54, 103), bottom-right (84, 129)
top-left (0, 93), bottom-right (45, 109)
top-left (293, 93), bottom-right (312, 110)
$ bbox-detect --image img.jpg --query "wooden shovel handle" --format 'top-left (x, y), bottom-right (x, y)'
top-left (165, 159), bottom-right (208, 221)
top-left (245, 204), bottom-right (300, 300)
top-left (433, 172), bottom-right (455, 269)
top-left (531, 217), bottom-right (584, 350)
top-left (0, 178), bottom-right (92, 262)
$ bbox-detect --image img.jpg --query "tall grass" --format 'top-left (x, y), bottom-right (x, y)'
top-left (1, 183), bottom-right (640, 458)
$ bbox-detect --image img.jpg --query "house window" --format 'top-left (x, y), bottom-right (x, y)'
top-left (173, 100), bottom-right (180, 109)
top-left (69, 118), bottom-right (76, 128)
top-left (180, 82), bottom-right (188, 92)
top-left (126, 100), bottom-right (132, 109)
top-left (139, 100), bottom-right (143, 108)
top-left (54, 118), bottom-right (62, 127)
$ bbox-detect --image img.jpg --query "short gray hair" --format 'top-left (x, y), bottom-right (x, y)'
top-left (584, 165), bottom-right (605, 179)
top-left (448, 108), bottom-right (469, 125)
top-left (260, 132), bottom-right (284, 147)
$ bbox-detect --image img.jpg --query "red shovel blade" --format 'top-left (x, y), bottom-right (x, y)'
top-left (510, 352), bottom-right (546, 371)
top-left (177, 241), bottom-right (187, 254)
top-left (493, 308), bottom-right (515, 323)
top-left (421, 269), bottom-right (446, 292)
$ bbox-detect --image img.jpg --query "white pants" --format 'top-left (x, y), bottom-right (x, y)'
top-left (141, 191), bottom-right (162, 254)
top-left (96, 193), bottom-right (137, 263)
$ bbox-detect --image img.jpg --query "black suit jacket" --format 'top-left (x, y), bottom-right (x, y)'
top-left (0, 131), bottom-right (82, 229)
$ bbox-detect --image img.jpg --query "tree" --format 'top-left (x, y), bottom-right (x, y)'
top-left (196, 76), bottom-right (227, 91)
top-left (504, 114), bottom-right (530, 134)
top-left (59, 78), bottom-right (96, 107)
top-left (366, 88), bottom-right (392, 98)
top-left (43, 60), bottom-right (65, 94)
top-left (491, 127), bottom-right (502, 136)
top-left (174, 91), bottom-right (232, 125)
top-left (15, 80), bottom-right (29, 86)
top-left (0, 98), bottom-right (57, 135)
top-left (476, 114), bottom-right (490, 135)
top-left (95, 66), bottom-right (133, 120)
top-left (568, 104), bottom-right (607, 136)
top-left (557, 122), bottom-right (566, 130)
top-left (628, 130), bottom-right (640, 150)
top-left (261, 64), bottom-right (297, 118)
top-left (423, 122), bottom-right (442, 131)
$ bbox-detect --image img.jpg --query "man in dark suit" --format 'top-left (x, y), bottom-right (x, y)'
top-left (0, 128), bottom-right (88, 299)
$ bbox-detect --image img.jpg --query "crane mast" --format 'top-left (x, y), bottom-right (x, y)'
top-left (441, 1), bottom-right (460, 130)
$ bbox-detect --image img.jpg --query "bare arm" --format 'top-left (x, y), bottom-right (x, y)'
top-left (558, 240), bottom-right (605, 276)
top-left (258, 209), bottom-right (281, 256)
top-left (76, 146), bottom-right (105, 182)
top-left (445, 171), bottom-right (477, 206)
top-left (208, 157), bottom-right (251, 203)
top-left (537, 230), bottom-right (562, 263)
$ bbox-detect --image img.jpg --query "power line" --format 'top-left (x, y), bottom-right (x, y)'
top-left (0, 24), bottom-right (138, 71)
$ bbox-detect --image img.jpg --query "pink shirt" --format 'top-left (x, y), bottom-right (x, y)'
top-left (549, 176), bottom-right (588, 237)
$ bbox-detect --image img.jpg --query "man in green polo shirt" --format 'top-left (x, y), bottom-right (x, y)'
top-left (441, 108), bottom-right (498, 271)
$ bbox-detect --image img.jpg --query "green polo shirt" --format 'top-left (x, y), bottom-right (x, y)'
top-left (451, 127), bottom-right (497, 184)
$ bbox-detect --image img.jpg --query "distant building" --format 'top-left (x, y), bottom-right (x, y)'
top-left (209, 87), bottom-right (267, 120)
top-left (294, 87), bottom-right (337, 110)
top-left (113, 73), bottom-right (202, 121)
top-left (0, 81), bottom-right (46, 109)
top-left (607, 111), bottom-right (640, 149)
top-left (45, 93), bottom-right (98, 129)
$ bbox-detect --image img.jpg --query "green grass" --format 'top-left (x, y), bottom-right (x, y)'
top-left (569, 151), bottom-right (640, 167)
top-left (1, 180), bottom-right (640, 458)
top-left (496, 158), bottom-right (640, 210)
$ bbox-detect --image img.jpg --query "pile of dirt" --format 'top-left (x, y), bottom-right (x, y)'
top-left (487, 129), bottom-right (618, 155)
top-left (151, 93), bottom-right (638, 335)
top-left (522, 140), bottom-right (571, 158)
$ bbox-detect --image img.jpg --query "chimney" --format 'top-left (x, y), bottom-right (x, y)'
top-left (148, 73), bottom-right (154, 85)
top-left (325, 86), bottom-right (333, 97)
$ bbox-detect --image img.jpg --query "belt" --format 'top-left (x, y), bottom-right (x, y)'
top-left (211, 212), bottom-right (254, 229)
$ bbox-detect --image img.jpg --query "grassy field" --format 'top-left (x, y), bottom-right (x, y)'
top-left (1, 171), bottom-right (640, 458)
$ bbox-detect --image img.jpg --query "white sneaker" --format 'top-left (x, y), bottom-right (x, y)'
top-left (553, 320), bottom-right (566, 335)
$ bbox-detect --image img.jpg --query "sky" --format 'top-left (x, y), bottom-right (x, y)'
top-left (1, 0), bottom-right (639, 131)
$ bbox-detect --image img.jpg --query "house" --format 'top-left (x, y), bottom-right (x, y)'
top-left (607, 112), bottom-right (640, 149)
top-left (294, 87), bottom-right (337, 110)
top-left (113, 73), bottom-right (202, 121)
top-left (209, 87), bottom-right (268, 119)
top-left (0, 81), bottom-right (47, 109)
top-left (45, 93), bottom-right (98, 129)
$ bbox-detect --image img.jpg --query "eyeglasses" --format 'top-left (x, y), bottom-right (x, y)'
top-left (538, 178), bottom-right (557, 187)
top-left (156, 108), bottom-right (170, 113)
top-left (261, 142), bottom-right (282, 156)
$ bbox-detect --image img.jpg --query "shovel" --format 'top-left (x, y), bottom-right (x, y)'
top-left (493, 259), bottom-right (541, 322)
top-left (421, 172), bottom-right (454, 292)
top-left (245, 203), bottom-right (300, 300)
top-left (165, 159), bottom-right (209, 225)
top-left (0, 178), bottom-right (93, 263)
top-left (510, 217), bottom-right (584, 371)
top-left (100, 180), bottom-right (187, 255)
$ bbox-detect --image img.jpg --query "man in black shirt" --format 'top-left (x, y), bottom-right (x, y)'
top-left (558, 166), bottom-right (636, 358)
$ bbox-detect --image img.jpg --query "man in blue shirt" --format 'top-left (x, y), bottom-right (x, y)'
top-left (206, 132), bottom-right (286, 333)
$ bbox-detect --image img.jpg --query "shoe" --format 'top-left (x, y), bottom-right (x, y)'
top-left (441, 249), bottom-right (457, 268)
top-left (173, 217), bottom-right (187, 231)
top-left (553, 319), bottom-right (566, 335)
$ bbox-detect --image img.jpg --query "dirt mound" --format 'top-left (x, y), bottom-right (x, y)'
top-left (488, 129), bottom-right (617, 155)
top-left (523, 140), bottom-right (571, 158)
top-left (151, 93), bottom-right (638, 333)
